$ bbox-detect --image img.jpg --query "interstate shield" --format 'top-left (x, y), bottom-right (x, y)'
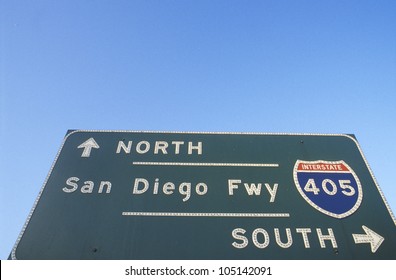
top-left (293, 160), bottom-right (363, 219)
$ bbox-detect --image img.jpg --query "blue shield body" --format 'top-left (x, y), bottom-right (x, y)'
top-left (293, 160), bottom-right (363, 219)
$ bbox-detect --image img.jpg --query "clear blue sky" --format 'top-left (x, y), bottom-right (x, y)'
top-left (1, 0), bottom-right (395, 259)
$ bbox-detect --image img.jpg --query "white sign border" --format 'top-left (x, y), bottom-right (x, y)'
top-left (10, 130), bottom-right (396, 259)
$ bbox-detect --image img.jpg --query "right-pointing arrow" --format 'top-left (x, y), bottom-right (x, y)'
top-left (352, 225), bottom-right (384, 253)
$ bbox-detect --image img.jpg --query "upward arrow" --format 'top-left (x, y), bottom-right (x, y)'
top-left (352, 225), bottom-right (384, 253)
top-left (77, 138), bottom-right (100, 158)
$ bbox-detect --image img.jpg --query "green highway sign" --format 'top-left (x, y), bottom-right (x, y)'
top-left (11, 130), bottom-right (396, 259)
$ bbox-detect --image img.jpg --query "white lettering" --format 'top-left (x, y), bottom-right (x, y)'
top-left (275, 228), bottom-right (293, 248)
top-left (188, 142), bottom-right (202, 155)
top-left (153, 178), bottom-right (159, 194)
top-left (232, 228), bottom-right (248, 249)
top-left (115, 140), bottom-right (202, 155)
top-left (228, 179), bottom-right (241, 195)
top-left (317, 228), bottom-right (338, 248)
top-left (179, 183), bottom-right (191, 202)
top-left (131, 177), bottom-right (207, 202)
top-left (296, 228), bottom-right (312, 248)
top-left (154, 141), bottom-right (168, 154)
top-left (81, 181), bottom-right (94, 193)
top-left (98, 181), bottom-right (112, 194)
top-left (265, 183), bottom-right (278, 202)
top-left (136, 141), bottom-right (150, 154)
top-left (229, 179), bottom-right (279, 202)
top-left (172, 141), bottom-right (185, 154)
top-left (116, 141), bottom-right (132, 154)
top-left (244, 183), bottom-right (262, 195)
top-left (252, 228), bottom-right (270, 249)
top-left (63, 177), bottom-right (112, 194)
top-left (133, 178), bottom-right (149, 194)
top-left (163, 182), bottom-right (175, 195)
top-left (63, 177), bottom-right (79, 193)
top-left (232, 227), bottom-right (337, 250)
top-left (195, 183), bottom-right (208, 195)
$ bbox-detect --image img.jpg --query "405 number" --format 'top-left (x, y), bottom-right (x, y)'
top-left (304, 179), bottom-right (355, 196)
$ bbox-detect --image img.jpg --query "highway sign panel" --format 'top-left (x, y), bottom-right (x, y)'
top-left (11, 131), bottom-right (396, 259)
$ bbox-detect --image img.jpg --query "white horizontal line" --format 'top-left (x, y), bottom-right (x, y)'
top-left (132, 162), bottom-right (279, 167)
top-left (122, 212), bottom-right (290, 218)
